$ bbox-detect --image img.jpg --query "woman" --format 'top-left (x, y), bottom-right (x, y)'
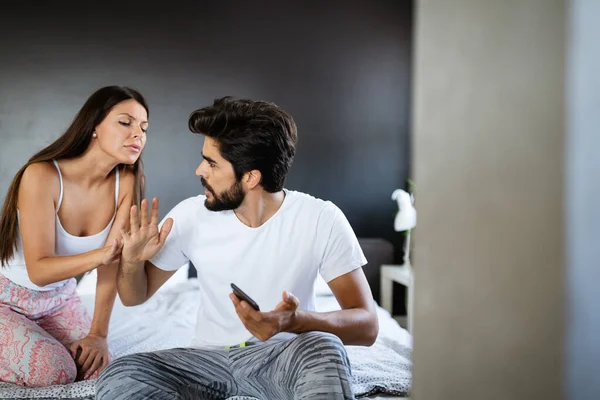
top-left (0, 86), bottom-right (148, 387)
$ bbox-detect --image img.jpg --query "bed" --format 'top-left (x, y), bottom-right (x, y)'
top-left (0, 239), bottom-right (412, 400)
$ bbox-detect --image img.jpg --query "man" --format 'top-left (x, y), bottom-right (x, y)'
top-left (96, 97), bottom-right (379, 400)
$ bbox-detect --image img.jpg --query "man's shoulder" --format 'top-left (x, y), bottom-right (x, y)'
top-left (286, 189), bottom-right (325, 206)
top-left (167, 194), bottom-right (209, 218)
top-left (284, 189), bottom-right (342, 218)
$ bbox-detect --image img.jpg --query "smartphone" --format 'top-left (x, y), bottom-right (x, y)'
top-left (231, 283), bottom-right (260, 311)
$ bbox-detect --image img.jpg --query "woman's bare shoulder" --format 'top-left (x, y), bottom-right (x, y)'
top-left (117, 164), bottom-right (136, 202)
top-left (20, 162), bottom-right (60, 192)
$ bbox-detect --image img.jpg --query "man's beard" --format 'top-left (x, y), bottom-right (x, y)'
top-left (201, 177), bottom-right (246, 211)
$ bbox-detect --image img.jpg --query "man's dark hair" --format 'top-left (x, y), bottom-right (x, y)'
top-left (188, 96), bottom-right (298, 193)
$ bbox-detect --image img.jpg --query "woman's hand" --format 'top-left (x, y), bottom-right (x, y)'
top-left (99, 239), bottom-right (123, 266)
top-left (69, 334), bottom-right (110, 380)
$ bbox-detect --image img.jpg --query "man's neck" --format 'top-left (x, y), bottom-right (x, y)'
top-left (234, 190), bottom-right (286, 228)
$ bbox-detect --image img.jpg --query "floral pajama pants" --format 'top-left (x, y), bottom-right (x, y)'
top-left (0, 274), bottom-right (100, 387)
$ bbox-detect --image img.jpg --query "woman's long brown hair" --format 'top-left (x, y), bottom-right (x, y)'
top-left (0, 86), bottom-right (149, 267)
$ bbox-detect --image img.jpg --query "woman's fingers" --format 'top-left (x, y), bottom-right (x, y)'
top-left (69, 342), bottom-right (81, 359)
top-left (100, 351), bottom-right (110, 372)
top-left (84, 353), bottom-right (103, 379)
top-left (79, 350), bottom-right (96, 378)
top-left (111, 238), bottom-right (119, 254)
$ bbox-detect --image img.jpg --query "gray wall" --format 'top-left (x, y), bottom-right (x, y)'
top-left (0, 2), bottom-right (412, 287)
top-left (565, 1), bottom-right (600, 399)
top-left (412, 1), bottom-right (564, 399)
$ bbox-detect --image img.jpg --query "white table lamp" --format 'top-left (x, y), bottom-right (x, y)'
top-left (391, 189), bottom-right (416, 265)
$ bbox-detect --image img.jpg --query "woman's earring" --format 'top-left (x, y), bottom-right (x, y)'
top-left (92, 132), bottom-right (97, 138)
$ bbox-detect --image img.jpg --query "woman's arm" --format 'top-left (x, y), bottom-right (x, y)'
top-left (88, 169), bottom-right (134, 337)
top-left (71, 168), bottom-right (135, 379)
top-left (19, 163), bottom-right (119, 287)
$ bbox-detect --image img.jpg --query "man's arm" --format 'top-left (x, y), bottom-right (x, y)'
top-left (230, 201), bottom-right (378, 345)
top-left (230, 267), bottom-right (379, 346)
top-left (117, 260), bottom-right (175, 306)
top-left (288, 268), bottom-right (378, 346)
top-left (116, 197), bottom-right (174, 306)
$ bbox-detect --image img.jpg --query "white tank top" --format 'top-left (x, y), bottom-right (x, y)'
top-left (0, 160), bottom-right (119, 291)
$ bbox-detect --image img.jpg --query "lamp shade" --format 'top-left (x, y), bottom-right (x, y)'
top-left (391, 189), bottom-right (416, 232)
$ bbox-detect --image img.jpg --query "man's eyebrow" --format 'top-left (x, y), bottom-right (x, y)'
top-left (202, 153), bottom-right (217, 164)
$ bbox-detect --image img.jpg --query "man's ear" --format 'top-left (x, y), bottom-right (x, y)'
top-left (244, 170), bottom-right (262, 190)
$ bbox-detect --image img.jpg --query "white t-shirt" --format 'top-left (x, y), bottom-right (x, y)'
top-left (150, 189), bottom-right (367, 347)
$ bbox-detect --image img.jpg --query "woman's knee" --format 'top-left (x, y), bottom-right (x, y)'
top-left (11, 340), bottom-right (77, 387)
top-left (0, 307), bottom-right (77, 387)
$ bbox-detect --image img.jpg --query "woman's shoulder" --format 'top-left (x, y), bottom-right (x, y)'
top-left (21, 161), bottom-right (59, 189)
top-left (19, 161), bottom-right (60, 202)
top-left (23, 160), bottom-right (57, 177)
top-left (116, 164), bottom-right (136, 202)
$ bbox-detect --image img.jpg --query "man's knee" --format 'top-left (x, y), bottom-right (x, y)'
top-left (98, 353), bottom-right (150, 380)
top-left (98, 355), bottom-right (128, 379)
top-left (300, 332), bottom-right (347, 358)
top-left (96, 354), bottom-right (148, 396)
top-left (294, 331), bottom-right (351, 375)
top-left (292, 332), bottom-right (354, 399)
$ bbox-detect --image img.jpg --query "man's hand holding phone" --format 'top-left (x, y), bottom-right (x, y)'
top-left (229, 283), bottom-right (299, 342)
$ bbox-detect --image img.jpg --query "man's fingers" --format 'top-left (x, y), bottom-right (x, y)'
top-left (230, 294), bottom-right (249, 320)
top-left (234, 296), bottom-right (262, 322)
top-left (249, 307), bottom-right (263, 322)
top-left (230, 293), bottom-right (240, 308)
top-left (273, 300), bottom-right (287, 311)
top-left (159, 218), bottom-right (174, 245)
top-left (150, 197), bottom-right (160, 226)
top-left (284, 291), bottom-right (300, 308)
top-left (129, 205), bottom-right (140, 233)
top-left (120, 228), bottom-right (129, 243)
top-left (140, 199), bottom-right (149, 228)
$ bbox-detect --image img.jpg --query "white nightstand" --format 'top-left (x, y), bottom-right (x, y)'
top-left (380, 263), bottom-right (414, 334)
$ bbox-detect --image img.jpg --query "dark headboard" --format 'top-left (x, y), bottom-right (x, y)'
top-left (188, 238), bottom-right (394, 304)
